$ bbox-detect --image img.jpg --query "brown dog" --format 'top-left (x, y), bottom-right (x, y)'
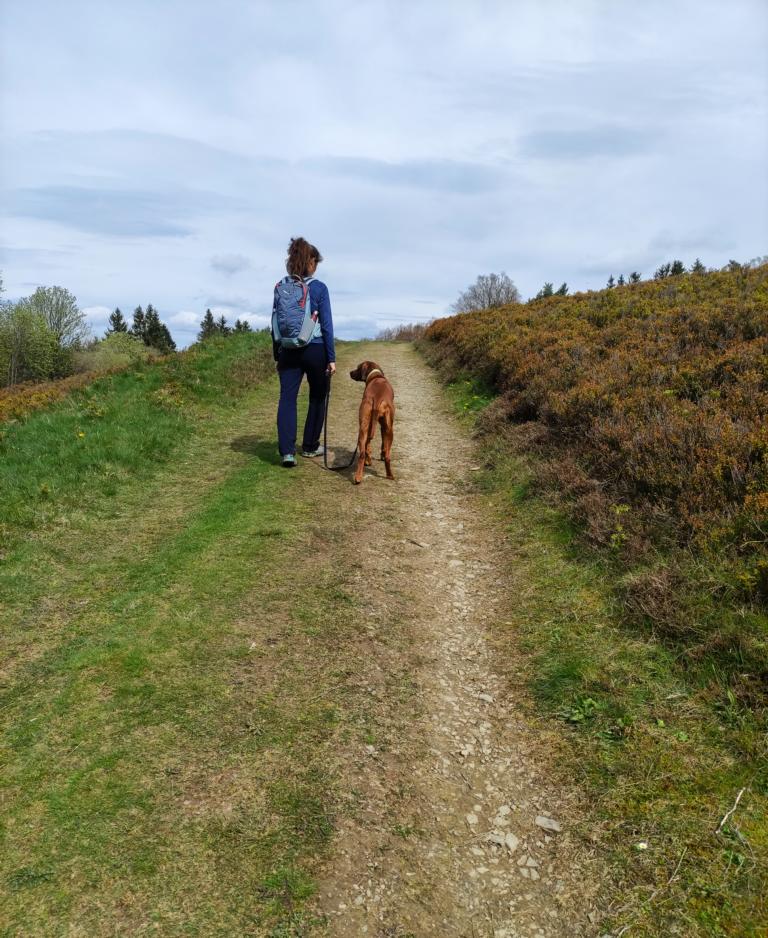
top-left (349, 361), bottom-right (395, 484)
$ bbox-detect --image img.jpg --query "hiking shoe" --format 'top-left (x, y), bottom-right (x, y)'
top-left (281, 454), bottom-right (297, 468)
top-left (301, 446), bottom-right (325, 458)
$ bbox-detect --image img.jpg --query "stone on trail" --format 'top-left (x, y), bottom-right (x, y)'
top-left (485, 831), bottom-right (506, 847)
top-left (504, 832), bottom-right (520, 853)
top-left (535, 815), bottom-right (562, 833)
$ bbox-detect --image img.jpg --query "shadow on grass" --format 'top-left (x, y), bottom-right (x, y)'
top-left (230, 434), bottom-right (358, 477)
top-left (229, 435), bottom-right (280, 465)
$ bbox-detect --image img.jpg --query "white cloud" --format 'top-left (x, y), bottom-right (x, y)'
top-left (167, 310), bottom-right (201, 327)
top-left (82, 304), bottom-right (111, 322)
top-left (210, 253), bottom-right (251, 275)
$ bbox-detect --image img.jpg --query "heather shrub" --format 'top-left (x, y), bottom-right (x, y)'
top-left (424, 264), bottom-right (768, 559)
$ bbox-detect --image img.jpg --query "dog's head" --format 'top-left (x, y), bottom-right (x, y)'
top-left (349, 361), bottom-right (383, 382)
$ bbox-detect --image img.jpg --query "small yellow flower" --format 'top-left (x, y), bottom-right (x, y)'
top-left (78, 432), bottom-right (85, 438)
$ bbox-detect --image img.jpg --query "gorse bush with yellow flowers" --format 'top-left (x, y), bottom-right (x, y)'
top-left (423, 262), bottom-right (768, 689)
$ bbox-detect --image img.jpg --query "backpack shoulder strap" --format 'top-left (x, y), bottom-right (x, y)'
top-left (303, 277), bottom-right (316, 313)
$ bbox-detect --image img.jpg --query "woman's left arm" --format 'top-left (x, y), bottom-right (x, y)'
top-left (315, 282), bottom-right (336, 366)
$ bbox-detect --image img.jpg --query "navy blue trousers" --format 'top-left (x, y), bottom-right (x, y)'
top-left (276, 343), bottom-right (328, 456)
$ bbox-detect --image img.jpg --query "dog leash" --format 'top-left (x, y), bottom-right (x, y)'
top-left (322, 373), bottom-right (358, 472)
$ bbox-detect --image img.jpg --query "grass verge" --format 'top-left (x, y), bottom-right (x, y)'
top-left (0, 336), bottom-right (378, 935)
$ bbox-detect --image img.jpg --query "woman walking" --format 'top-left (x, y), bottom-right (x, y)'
top-left (272, 237), bottom-right (336, 467)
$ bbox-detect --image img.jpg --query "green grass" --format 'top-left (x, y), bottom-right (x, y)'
top-left (445, 373), bottom-right (495, 419)
top-left (438, 364), bottom-right (768, 938)
top-left (0, 335), bottom-right (374, 935)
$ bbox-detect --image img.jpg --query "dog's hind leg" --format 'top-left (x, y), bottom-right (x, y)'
top-left (379, 414), bottom-right (387, 461)
top-left (380, 409), bottom-right (395, 480)
top-left (354, 402), bottom-right (375, 484)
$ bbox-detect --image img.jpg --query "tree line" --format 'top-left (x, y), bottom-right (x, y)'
top-left (451, 258), bottom-right (742, 314)
top-left (0, 278), bottom-right (181, 388)
top-left (0, 272), bottom-right (264, 389)
top-left (197, 309), bottom-right (253, 340)
top-left (106, 305), bottom-right (176, 354)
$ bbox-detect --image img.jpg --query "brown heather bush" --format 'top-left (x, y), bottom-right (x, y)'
top-left (0, 372), bottom-right (104, 423)
top-left (425, 264), bottom-right (768, 554)
top-left (423, 263), bottom-right (768, 677)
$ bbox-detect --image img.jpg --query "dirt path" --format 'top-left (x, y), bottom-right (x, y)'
top-left (309, 343), bottom-right (605, 938)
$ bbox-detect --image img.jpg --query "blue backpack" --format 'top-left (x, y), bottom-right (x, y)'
top-left (271, 276), bottom-right (318, 349)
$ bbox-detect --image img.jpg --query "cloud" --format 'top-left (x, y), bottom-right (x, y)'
top-left (5, 185), bottom-right (238, 237)
top-left (210, 253), bottom-right (251, 275)
top-left (201, 294), bottom-right (267, 314)
top-left (305, 157), bottom-right (506, 194)
top-left (239, 312), bottom-right (270, 328)
top-left (81, 305), bottom-right (112, 330)
top-left (518, 126), bottom-right (656, 160)
top-left (0, 246), bottom-right (74, 268)
top-left (648, 229), bottom-right (736, 255)
top-left (167, 310), bottom-right (201, 327)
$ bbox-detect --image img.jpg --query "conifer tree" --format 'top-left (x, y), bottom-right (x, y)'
top-left (234, 318), bottom-right (252, 333)
top-left (670, 260), bottom-right (686, 276)
top-left (139, 305), bottom-right (176, 353)
top-left (143, 304), bottom-right (162, 348)
top-left (216, 314), bottom-right (230, 335)
top-left (617, 274), bottom-right (626, 286)
top-left (131, 305), bottom-right (146, 340)
top-left (535, 282), bottom-right (554, 299)
top-left (691, 258), bottom-right (706, 274)
top-left (654, 263), bottom-right (672, 280)
top-left (607, 275), bottom-right (615, 288)
top-left (629, 271), bottom-right (641, 283)
top-left (555, 283), bottom-right (568, 296)
top-left (159, 323), bottom-right (176, 353)
top-left (106, 307), bottom-right (128, 335)
top-left (198, 309), bottom-right (217, 341)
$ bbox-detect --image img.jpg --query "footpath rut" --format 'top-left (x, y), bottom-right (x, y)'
top-left (309, 344), bottom-right (605, 938)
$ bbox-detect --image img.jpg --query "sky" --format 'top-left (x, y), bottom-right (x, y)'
top-left (1, 0), bottom-right (767, 348)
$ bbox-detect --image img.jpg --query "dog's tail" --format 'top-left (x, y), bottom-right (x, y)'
top-left (366, 404), bottom-right (378, 443)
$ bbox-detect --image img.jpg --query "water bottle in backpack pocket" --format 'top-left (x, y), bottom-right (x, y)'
top-left (271, 276), bottom-right (318, 348)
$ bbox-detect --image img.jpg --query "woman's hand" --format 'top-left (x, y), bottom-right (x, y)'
top-left (327, 362), bottom-right (336, 376)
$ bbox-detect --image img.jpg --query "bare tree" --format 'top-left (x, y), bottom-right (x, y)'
top-left (451, 272), bottom-right (520, 313)
top-left (27, 285), bottom-right (89, 347)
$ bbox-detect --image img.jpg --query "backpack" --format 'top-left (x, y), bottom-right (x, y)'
top-left (271, 276), bottom-right (318, 349)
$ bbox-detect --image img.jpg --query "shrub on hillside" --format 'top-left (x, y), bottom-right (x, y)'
top-left (425, 264), bottom-right (768, 555)
top-left (73, 332), bottom-right (160, 373)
